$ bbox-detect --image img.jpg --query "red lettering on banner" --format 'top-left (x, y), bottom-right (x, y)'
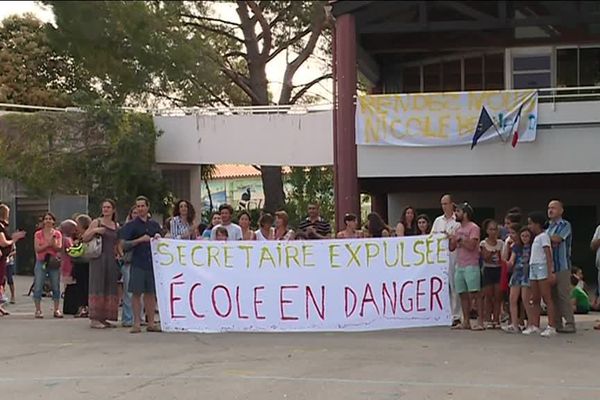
top-left (236, 286), bottom-right (249, 319)
top-left (382, 282), bottom-right (398, 315)
top-left (305, 285), bottom-right (325, 320)
top-left (169, 273), bottom-right (185, 319)
top-left (211, 285), bottom-right (232, 318)
top-left (280, 285), bottom-right (299, 320)
top-left (430, 276), bottom-right (444, 311)
top-left (345, 287), bottom-right (357, 317)
top-left (254, 286), bottom-right (266, 320)
top-left (416, 279), bottom-right (427, 312)
top-left (400, 280), bottom-right (414, 312)
top-left (360, 283), bottom-right (380, 317)
top-left (189, 283), bottom-right (205, 319)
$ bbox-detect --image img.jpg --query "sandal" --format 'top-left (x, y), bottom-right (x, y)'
top-left (35, 310), bottom-right (44, 319)
top-left (0, 308), bottom-right (10, 316)
top-left (452, 323), bottom-right (470, 330)
top-left (102, 321), bottom-right (117, 328)
top-left (130, 326), bottom-right (142, 334)
top-left (54, 311), bottom-right (64, 319)
top-left (471, 324), bottom-right (485, 331)
top-left (594, 324), bottom-right (600, 331)
top-left (90, 320), bottom-right (106, 329)
top-left (146, 325), bottom-right (162, 333)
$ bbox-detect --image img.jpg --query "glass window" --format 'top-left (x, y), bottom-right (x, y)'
top-left (579, 47), bottom-right (600, 86)
top-left (484, 53), bottom-right (504, 90)
top-left (464, 56), bottom-right (483, 91)
top-left (402, 66), bottom-right (421, 93)
top-left (423, 63), bottom-right (442, 92)
top-left (513, 55), bottom-right (551, 71)
top-left (513, 72), bottom-right (551, 89)
top-left (442, 60), bottom-right (461, 91)
top-left (557, 48), bottom-right (578, 87)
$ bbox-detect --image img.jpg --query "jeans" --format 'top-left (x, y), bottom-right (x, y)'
top-left (121, 264), bottom-right (133, 325)
top-left (33, 260), bottom-right (61, 301)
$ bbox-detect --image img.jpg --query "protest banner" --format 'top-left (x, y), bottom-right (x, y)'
top-left (151, 235), bottom-right (451, 333)
top-left (356, 89), bottom-right (538, 147)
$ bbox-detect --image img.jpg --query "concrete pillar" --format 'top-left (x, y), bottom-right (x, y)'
top-left (189, 166), bottom-right (202, 219)
top-left (333, 13), bottom-right (359, 232)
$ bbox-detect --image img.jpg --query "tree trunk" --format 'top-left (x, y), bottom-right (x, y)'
top-left (203, 179), bottom-right (213, 212)
top-left (260, 165), bottom-right (285, 212)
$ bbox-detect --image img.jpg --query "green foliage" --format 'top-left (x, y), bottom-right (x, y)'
top-left (0, 106), bottom-right (170, 216)
top-left (0, 14), bottom-right (86, 107)
top-left (285, 166), bottom-right (334, 227)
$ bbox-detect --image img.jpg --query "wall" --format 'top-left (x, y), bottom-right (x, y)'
top-left (154, 111), bottom-right (333, 166)
top-left (357, 100), bottom-right (600, 178)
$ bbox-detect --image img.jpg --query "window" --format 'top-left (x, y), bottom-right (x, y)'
top-left (579, 48), bottom-right (600, 86)
top-left (400, 52), bottom-right (504, 93)
top-left (423, 64), bottom-right (442, 92)
top-left (442, 60), bottom-right (462, 91)
top-left (557, 48), bottom-right (578, 87)
top-left (511, 52), bottom-right (552, 89)
top-left (402, 66), bottom-right (421, 93)
top-left (464, 57), bottom-right (483, 90)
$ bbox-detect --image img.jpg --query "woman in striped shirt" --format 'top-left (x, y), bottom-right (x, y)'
top-left (169, 200), bottom-right (196, 240)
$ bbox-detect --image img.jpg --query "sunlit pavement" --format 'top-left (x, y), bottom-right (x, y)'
top-left (2, 275), bottom-right (599, 400)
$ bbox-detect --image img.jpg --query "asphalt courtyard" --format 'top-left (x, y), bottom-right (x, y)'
top-left (1, 275), bottom-right (599, 400)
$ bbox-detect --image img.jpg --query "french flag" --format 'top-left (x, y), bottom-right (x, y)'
top-left (510, 104), bottom-right (524, 148)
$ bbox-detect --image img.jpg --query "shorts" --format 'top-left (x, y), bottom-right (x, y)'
top-left (482, 267), bottom-right (501, 286)
top-left (5, 262), bottom-right (14, 285)
top-left (529, 263), bottom-right (549, 281)
top-left (454, 265), bottom-right (481, 294)
top-left (129, 267), bottom-right (156, 295)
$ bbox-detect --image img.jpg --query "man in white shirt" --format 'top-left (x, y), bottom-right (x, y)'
top-left (210, 204), bottom-right (243, 241)
top-left (432, 194), bottom-right (462, 326)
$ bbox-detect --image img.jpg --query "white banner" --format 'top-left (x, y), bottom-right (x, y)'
top-left (151, 235), bottom-right (451, 333)
top-left (356, 90), bottom-right (538, 147)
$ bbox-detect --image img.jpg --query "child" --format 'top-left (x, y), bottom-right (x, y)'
top-left (503, 226), bottom-right (533, 333)
top-left (215, 226), bottom-right (229, 241)
top-left (571, 266), bottom-right (585, 290)
top-left (570, 275), bottom-right (590, 314)
top-left (524, 211), bottom-right (557, 337)
top-left (480, 219), bottom-right (504, 328)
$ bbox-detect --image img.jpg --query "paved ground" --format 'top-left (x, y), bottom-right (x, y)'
top-left (2, 275), bottom-right (600, 400)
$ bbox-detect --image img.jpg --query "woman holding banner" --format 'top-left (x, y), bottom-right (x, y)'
top-left (367, 213), bottom-right (391, 238)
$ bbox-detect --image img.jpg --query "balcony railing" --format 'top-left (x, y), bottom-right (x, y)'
top-left (2, 87), bottom-right (600, 115)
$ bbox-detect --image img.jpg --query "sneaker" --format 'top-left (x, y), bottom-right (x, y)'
top-left (522, 326), bottom-right (540, 335)
top-left (540, 326), bottom-right (557, 337)
top-left (502, 324), bottom-right (519, 334)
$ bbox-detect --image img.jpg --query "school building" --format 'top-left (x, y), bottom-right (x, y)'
top-left (329, 0), bottom-right (600, 274)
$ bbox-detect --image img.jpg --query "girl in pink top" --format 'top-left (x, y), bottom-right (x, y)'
top-left (33, 212), bottom-right (63, 319)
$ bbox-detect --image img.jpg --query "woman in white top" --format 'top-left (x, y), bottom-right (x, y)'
top-left (238, 210), bottom-right (256, 241)
top-left (170, 200), bottom-right (195, 239)
top-left (255, 213), bottom-right (274, 241)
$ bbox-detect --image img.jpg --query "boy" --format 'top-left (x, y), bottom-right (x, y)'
top-left (570, 275), bottom-right (590, 314)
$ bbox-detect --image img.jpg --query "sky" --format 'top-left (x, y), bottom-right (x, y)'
top-left (0, 1), bottom-right (332, 105)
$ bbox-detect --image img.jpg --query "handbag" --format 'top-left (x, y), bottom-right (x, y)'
top-left (46, 254), bottom-right (61, 270)
top-left (83, 220), bottom-right (103, 259)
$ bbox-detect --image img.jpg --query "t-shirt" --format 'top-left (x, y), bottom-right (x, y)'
top-left (201, 228), bottom-right (212, 240)
top-left (570, 286), bottom-right (590, 313)
top-left (480, 239), bottom-right (504, 268)
top-left (431, 214), bottom-right (461, 236)
top-left (592, 225), bottom-right (600, 268)
top-left (530, 232), bottom-right (551, 265)
top-left (455, 222), bottom-right (480, 267)
top-left (34, 229), bottom-right (63, 261)
top-left (61, 237), bottom-right (74, 277)
top-left (119, 217), bottom-right (162, 270)
top-left (298, 217), bottom-right (332, 238)
top-left (210, 223), bottom-right (243, 241)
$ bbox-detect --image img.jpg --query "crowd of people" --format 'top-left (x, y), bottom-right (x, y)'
top-left (1, 194), bottom-right (599, 336)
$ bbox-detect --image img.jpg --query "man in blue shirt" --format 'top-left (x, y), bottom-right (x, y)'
top-left (547, 200), bottom-right (576, 333)
top-left (119, 196), bottom-right (162, 334)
